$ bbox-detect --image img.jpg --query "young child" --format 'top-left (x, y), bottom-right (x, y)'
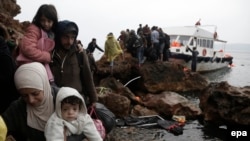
top-left (45, 87), bottom-right (102, 141)
top-left (16, 4), bottom-right (58, 84)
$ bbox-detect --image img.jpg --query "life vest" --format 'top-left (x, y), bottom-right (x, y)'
top-left (171, 41), bottom-right (181, 47)
top-left (202, 49), bottom-right (207, 56)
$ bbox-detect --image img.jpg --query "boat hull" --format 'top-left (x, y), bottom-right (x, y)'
top-left (169, 53), bottom-right (233, 72)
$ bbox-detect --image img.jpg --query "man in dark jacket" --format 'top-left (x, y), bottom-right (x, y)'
top-left (50, 20), bottom-right (98, 106)
top-left (186, 46), bottom-right (199, 72)
top-left (86, 38), bottom-right (104, 54)
top-left (86, 38), bottom-right (104, 72)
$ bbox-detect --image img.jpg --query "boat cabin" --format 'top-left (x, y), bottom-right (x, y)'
top-left (163, 26), bottom-right (226, 58)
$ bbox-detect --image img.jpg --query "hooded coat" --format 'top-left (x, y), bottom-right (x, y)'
top-left (104, 33), bottom-right (123, 62)
top-left (50, 20), bottom-right (98, 104)
top-left (16, 24), bottom-right (55, 81)
top-left (45, 87), bottom-right (102, 141)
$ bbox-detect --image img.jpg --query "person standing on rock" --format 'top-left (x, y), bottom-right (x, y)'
top-left (186, 46), bottom-right (199, 72)
top-left (104, 32), bottom-right (123, 75)
top-left (86, 38), bottom-right (104, 73)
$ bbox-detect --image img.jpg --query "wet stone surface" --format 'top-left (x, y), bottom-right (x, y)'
top-left (106, 120), bottom-right (227, 141)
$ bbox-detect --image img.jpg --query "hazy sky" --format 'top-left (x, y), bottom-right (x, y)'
top-left (15, 0), bottom-right (250, 52)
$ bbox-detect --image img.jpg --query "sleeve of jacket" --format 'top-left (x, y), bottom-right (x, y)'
top-left (1, 99), bottom-right (27, 136)
top-left (81, 50), bottom-right (98, 104)
top-left (81, 114), bottom-right (102, 141)
top-left (96, 45), bottom-right (104, 52)
top-left (19, 24), bottom-right (51, 63)
top-left (45, 113), bottom-right (65, 141)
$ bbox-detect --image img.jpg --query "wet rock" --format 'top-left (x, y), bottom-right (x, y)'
top-left (96, 77), bottom-right (202, 119)
top-left (106, 127), bottom-right (170, 141)
top-left (131, 105), bottom-right (158, 116)
top-left (199, 81), bottom-right (250, 126)
top-left (0, 0), bottom-right (28, 34)
top-left (95, 53), bottom-right (209, 93)
top-left (0, 0), bottom-right (20, 17)
top-left (141, 92), bottom-right (202, 119)
top-left (98, 93), bottom-right (131, 118)
top-left (140, 62), bottom-right (209, 93)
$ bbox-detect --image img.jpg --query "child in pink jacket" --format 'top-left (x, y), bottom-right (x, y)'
top-left (16, 4), bottom-right (58, 84)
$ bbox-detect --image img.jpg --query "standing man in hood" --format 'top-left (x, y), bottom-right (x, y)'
top-left (50, 20), bottom-right (97, 107)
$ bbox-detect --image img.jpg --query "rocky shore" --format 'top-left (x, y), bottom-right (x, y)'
top-left (1, 1), bottom-right (250, 140)
top-left (93, 56), bottom-right (250, 140)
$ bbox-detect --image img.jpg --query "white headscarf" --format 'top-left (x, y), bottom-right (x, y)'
top-left (14, 62), bottom-right (54, 131)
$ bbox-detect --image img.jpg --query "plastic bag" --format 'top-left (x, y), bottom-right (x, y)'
top-left (89, 107), bottom-right (106, 139)
top-left (95, 103), bottom-right (116, 133)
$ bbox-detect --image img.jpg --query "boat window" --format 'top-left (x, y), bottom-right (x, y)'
top-left (211, 40), bottom-right (214, 48)
top-left (178, 36), bottom-right (190, 46)
top-left (197, 39), bottom-right (200, 47)
top-left (207, 40), bottom-right (210, 48)
top-left (190, 39), bottom-right (193, 45)
top-left (202, 39), bottom-right (206, 47)
top-left (208, 40), bottom-right (214, 48)
top-left (170, 35), bottom-right (178, 42)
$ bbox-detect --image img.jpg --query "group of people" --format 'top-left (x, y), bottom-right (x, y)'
top-left (0, 4), bottom-right (113, 141)
top-left (117, 24), bottom-right (171, 67)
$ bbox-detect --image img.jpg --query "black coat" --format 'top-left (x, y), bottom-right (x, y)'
top-left (0, 37), bottom-right (19, 113)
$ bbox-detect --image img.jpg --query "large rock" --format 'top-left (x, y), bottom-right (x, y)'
top-left (95, 53), bottom-right (209, 93)
top-left (140, 91), bottom-right (202, 119)
top-left (0, 0), bottom-right (20, 17)
top-left (0, 0), bottom-right (27, 34)
top-left (140, 62), bottom-right (209, 93)
top-left (98, 93), bottom-right (131, 118)
top-left (97, 77), bottom-right (137, 118)
top-left (96, 78), bottom-right (202, 119)
top-left (199, 81), bottom-right (250, 126)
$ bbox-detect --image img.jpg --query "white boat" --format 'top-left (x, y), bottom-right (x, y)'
top-left (163, 25), bottom-right (233, 72)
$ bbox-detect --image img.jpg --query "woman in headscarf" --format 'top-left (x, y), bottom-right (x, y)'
top-left (0, 62), bottom-right (54, 141)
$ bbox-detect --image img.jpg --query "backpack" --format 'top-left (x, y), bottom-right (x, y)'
top-left (133, 35), bottom-right (143, 48)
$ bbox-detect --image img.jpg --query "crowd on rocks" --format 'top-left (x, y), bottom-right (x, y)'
top-left (84, 23), bottom-right (172, 75)
top-left (1, 1), bottom-right (250, 141)
top-left (0, 4), bottom-right (115, 141)
top-left (117, 24), bottom-right (171, 67)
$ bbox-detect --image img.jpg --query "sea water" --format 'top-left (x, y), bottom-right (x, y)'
top-left (197, 44), bottom-right (250, 140)
top-left (169, 44), bottom-right (250, 141)
top-left (203, 43), bottom-right (250, 87)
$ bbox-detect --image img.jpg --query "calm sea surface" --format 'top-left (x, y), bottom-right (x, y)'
top-left (202, 43), bottom-right (250, 87)
top-left (159, 44), bottom-right (250, 141)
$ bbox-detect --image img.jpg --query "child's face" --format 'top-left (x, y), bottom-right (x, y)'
top-left (40, 15), bottom-right (53, 32)
top-left (61, 103), bottom-right (80, 122)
